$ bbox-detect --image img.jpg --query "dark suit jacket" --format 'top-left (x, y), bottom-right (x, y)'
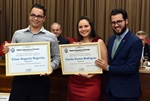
top-left (143, 43), bottom-right (150, 61)
top-left (107, 30), bottom-right (142, 97)
top-left (57, 35), bottom-right (70, 44)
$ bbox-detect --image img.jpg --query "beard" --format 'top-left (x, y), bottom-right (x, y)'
top-left (113, 24), bottom-right (127, 35)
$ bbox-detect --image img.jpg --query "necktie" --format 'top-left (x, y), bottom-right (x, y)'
top-left (112, 35), bottom-right (120, 58)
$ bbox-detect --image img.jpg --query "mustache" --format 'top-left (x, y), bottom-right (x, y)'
top-left (113, 24), bottom-right (127, 35)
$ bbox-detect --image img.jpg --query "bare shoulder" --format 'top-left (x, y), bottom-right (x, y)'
top-left (98, 39), bottom-right (107, 48)
top-left (98, 39), bottom-right (105, 44)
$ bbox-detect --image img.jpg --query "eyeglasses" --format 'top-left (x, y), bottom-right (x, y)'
top-left (110, 20), bottom-right (124, 26)
top-left (30, 14), bottom-right (44, 20)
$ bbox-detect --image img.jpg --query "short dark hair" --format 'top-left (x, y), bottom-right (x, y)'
top-left (77, 16), bottom-right (99, 41)
top-left (30, 4), bottom-right (46, 16)
top-left (110, 9), bottom-right (128, 21)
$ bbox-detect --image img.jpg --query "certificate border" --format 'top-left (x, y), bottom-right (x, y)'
top-left (0, 93), bottom-right (10, 96)
top-left (0, 93), bottom-right (10, 100)
top-left (59, 42), bottom-right (102, 75)
top-left (5, 42), bottom-right (52, 76)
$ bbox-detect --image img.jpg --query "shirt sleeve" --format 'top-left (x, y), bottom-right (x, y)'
top-left (50, 38), bottom-right (60, 70)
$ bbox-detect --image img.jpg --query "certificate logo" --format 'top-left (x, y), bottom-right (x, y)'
top-left (11, 48), bottom-right (15, 53)
top-left (64, 49), bottom-right (68, 53)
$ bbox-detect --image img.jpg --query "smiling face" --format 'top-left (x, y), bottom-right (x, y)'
top-left (78, 19), bottom-right (91, 38)
top-left (29, 7), bottom-right (46, 29)
top-left (136, 34), bottom-right (147, 46)
top-left (51, 23), bottom-right (62, 37)
top-left (111, 14), bottom-right (128, 35)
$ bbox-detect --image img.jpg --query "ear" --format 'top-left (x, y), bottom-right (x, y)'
top-left (125, 19), bottom-right (128, 25)
top-left (43, 16), bottom-right (46, 22)
top-left (60, 29), bottom-right (62, 33)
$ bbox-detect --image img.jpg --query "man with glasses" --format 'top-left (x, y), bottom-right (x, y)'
top-left (3, 4), bottom-right (60, 101)
top-left (95, 9), bottom-right (142, 101)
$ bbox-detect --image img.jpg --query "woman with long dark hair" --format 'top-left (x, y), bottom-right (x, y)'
top-left (67, 16), bottom-right (108, 101)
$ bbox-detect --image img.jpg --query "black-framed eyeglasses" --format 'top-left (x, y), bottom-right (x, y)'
top-left (30, 13), bottom-right (44, 20)
top-left (110, 20), bottom-right (124, 26)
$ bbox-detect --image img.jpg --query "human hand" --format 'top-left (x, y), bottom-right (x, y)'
top-left (75, 73), bottom-right (95, 78)
top-left (2, 41), bottom-right (9, 54)
top-left (95, 59), bottom-right (109, 71)
top-left (40, 73), bottom-right (51, 76)
top-left (40, 69), bottom-right (53, 76)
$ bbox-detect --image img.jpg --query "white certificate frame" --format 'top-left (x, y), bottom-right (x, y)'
top-left (59, 42), bottom-right (102, 75)
top-left (5, 42), bottom-right (52, 76)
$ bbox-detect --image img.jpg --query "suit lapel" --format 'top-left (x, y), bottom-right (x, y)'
top-left (113, 32), bottom-right (131, 58)
top-left (108, 35), bottom-right (116, 61)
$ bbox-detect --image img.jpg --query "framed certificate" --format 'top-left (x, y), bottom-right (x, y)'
top-left (0, 93), bottom-right (10, 101)
top-left (5, 42), bottom-right (52, 76)
top-left (59, 42), bottom-right (102, 75)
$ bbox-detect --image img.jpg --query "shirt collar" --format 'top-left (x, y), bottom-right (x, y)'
top-left (119, 28), bottom-right (129, 39)
top-left (24, 26), bottom-right (46, 34)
